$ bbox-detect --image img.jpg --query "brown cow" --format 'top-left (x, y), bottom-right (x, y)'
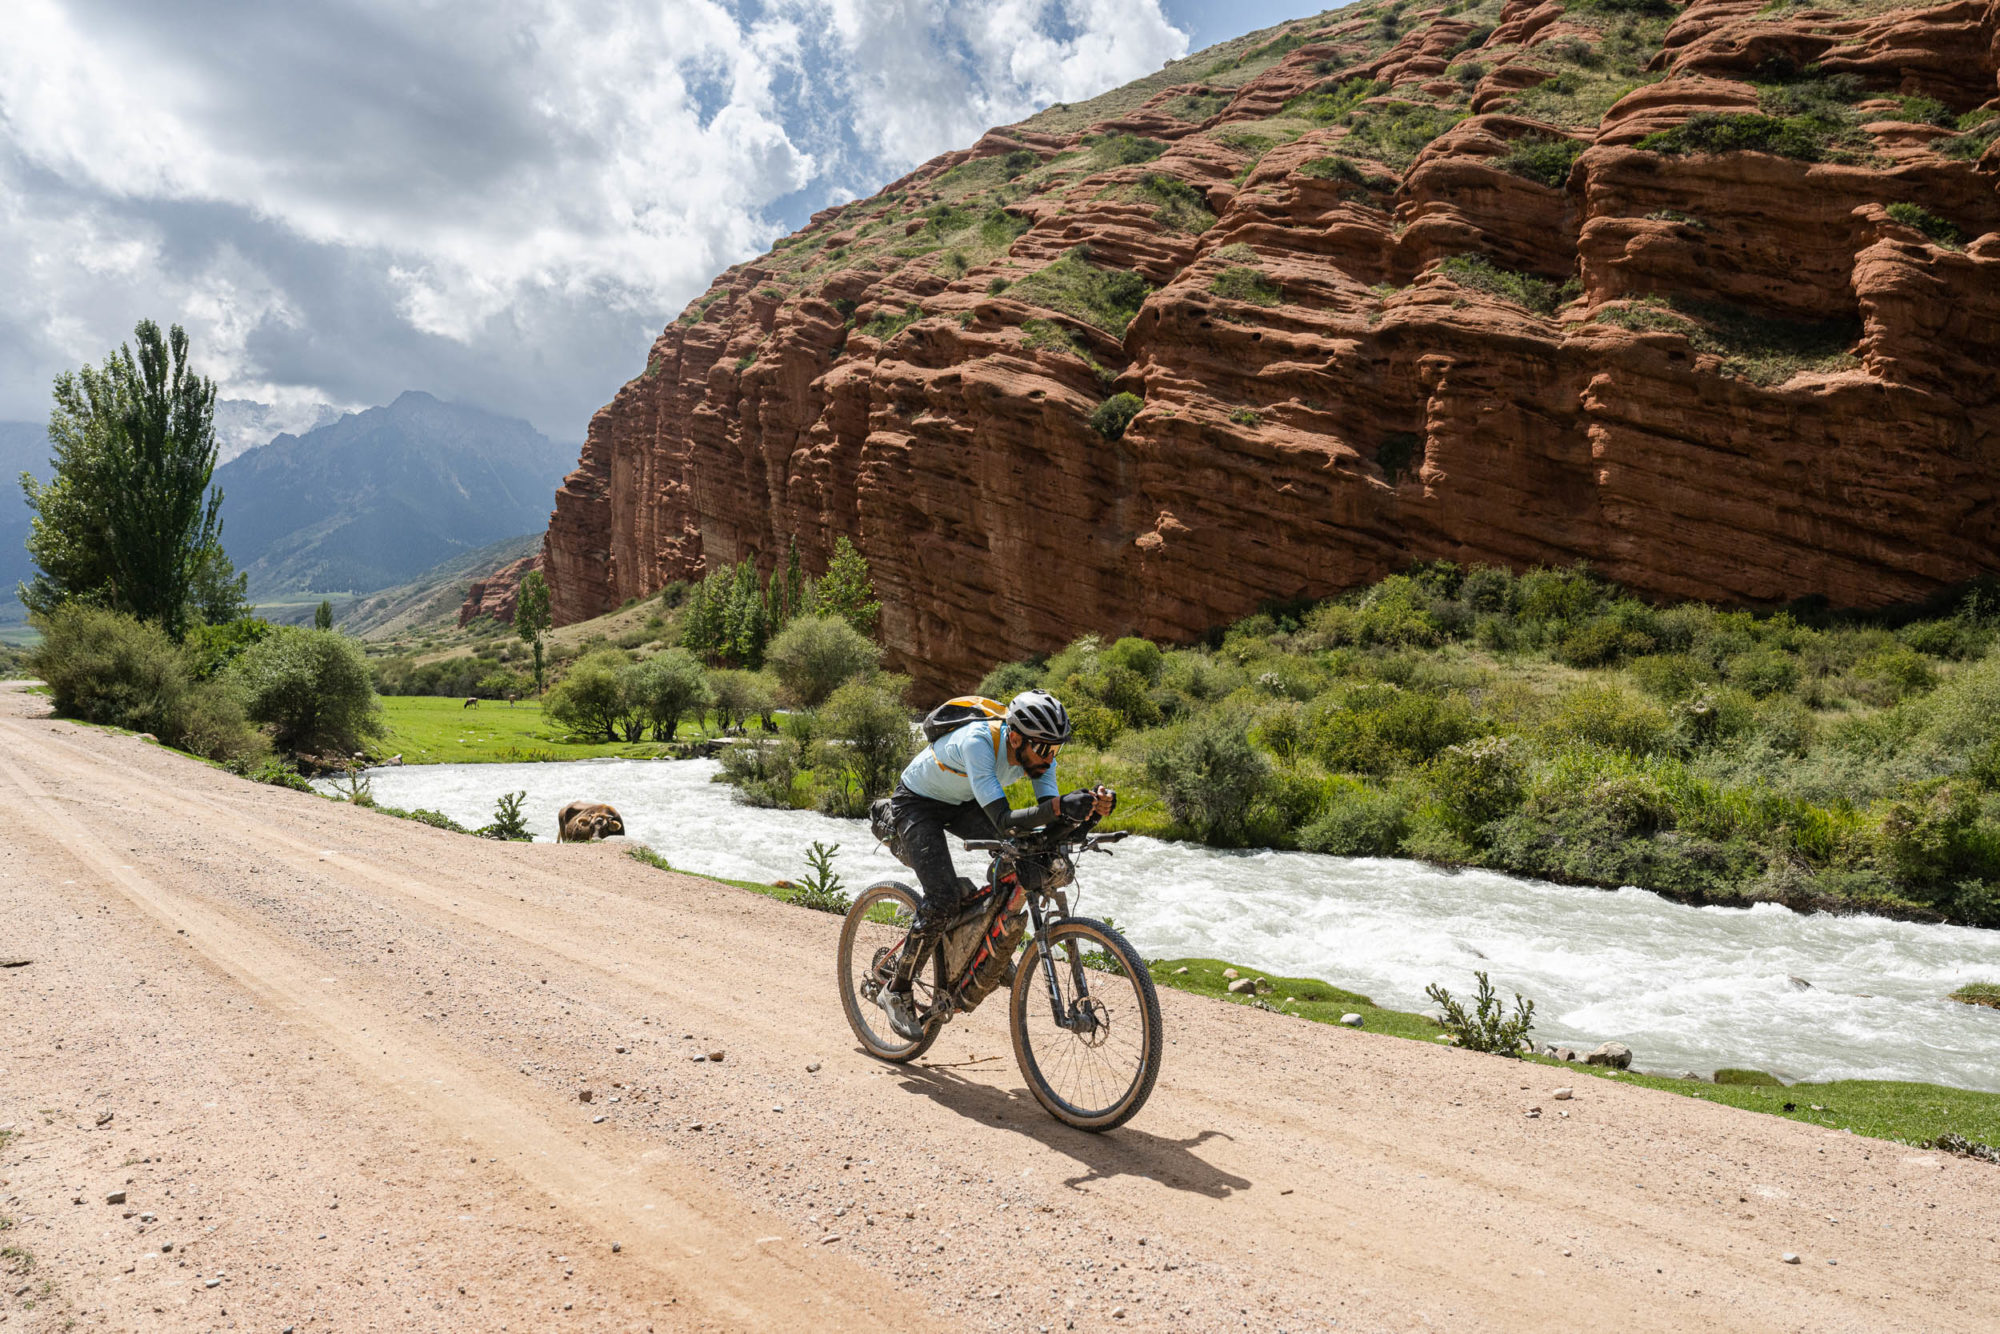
top-left (464, 696), bottom-right (480, 709)
top-left (557, 801), bottom-right (626, 842)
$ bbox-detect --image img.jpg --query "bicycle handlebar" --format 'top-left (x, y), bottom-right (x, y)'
top-left (962, 829), bottom-right (1129, 854)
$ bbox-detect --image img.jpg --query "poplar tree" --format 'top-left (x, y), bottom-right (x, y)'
top-left (20, 320), bottom-right (233, 638)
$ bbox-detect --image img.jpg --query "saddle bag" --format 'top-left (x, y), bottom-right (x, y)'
top-left (868, 797), bottom-right (907, 867)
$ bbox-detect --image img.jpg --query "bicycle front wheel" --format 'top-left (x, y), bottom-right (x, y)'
top-left (1009, 917), bottom-right (1161, 1131)
top-left (836, 880), bottom-right (943, 1062)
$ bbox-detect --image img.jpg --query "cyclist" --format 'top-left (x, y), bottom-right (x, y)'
top-left (878, 688), bottom-right (1114, 1039)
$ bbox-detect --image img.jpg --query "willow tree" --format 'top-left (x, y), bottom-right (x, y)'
top-left (20, 320), bottom-right (228, 639)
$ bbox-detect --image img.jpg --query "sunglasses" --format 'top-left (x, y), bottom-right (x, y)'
top-left (1020, 738), bottom-right (1062, 761)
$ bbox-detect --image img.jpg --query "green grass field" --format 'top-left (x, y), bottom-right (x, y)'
top-left (373, 695), bottom-right (723, 764)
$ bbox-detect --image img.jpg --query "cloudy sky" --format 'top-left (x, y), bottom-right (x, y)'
top-left (1, 0), bottom-right (1320, 446)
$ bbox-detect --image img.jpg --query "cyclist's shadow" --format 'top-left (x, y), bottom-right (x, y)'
top-left (888, 1060), bottom-right (1250, 1199)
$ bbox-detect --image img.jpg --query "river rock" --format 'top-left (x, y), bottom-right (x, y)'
top-left (1340, 1013), bottom-right (1364, 1028)
top-left (1788, 976), bottom-right (1813, 990)
top-left (1227, 978), bottom-right (1257, 996)
top-left (1586, 1042), bottom-right (1633, 1069)
top-left (1551, 1087), bottom-right (1573, 1100)
top-left (1221, 969), bottom-right (1239, 980)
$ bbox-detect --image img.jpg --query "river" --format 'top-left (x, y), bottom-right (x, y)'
top-left (345, 756), bottom-right (2000, 1092)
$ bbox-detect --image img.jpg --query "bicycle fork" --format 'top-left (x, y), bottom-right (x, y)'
top-left (1027, 898), bottom-right (1099, 1035)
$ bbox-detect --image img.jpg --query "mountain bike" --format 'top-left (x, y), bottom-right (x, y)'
top-left (836, 824), bottom-right (1163, 1131)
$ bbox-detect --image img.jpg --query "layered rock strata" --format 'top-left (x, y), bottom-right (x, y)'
top-left (544, 0), bottom-right (2000, 692)
top-left (458, 552), bottom-right (541, 628)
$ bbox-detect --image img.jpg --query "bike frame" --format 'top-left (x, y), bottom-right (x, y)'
top-left (961, 828), bottom-right (1127, 1033)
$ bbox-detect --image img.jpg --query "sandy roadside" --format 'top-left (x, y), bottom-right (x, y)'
top-left (1, 680), bottom-right (1995, 1333)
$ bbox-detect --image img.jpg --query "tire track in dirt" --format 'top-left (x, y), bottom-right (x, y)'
top-left (0, 734), bottom-right (925, 1333)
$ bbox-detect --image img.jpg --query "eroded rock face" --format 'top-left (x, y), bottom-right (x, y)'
top-left (458, 553), bottom-right (542, 628)
top-left (544, 0), bottom-right (2000, 694)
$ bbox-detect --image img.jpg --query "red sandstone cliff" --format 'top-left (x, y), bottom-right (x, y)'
top-left (458, 552), bottom-right (541, 627)
top-left (544, 0), bottom-right (2000, 693)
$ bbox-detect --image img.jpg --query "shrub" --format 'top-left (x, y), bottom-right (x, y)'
top-left (230, 626), bottom-right (383, 758)
top-left (1209, 266), bottom-right (1282, 306)
top-left (542, 650), bottom-right (630, 741)
top-left (1343, 102), bottom-right (1464, 169)
top-left (1425, 736), bottom-right (1527, 838)
top-left (1090, 392), bottom-right (1145, 440)
top-left (27, 605), bottom-right (262, 761)
top-left (1713, 1068), bottom-right (1784, 1086)
top-left (1084, 133), bottom-right (1167, 167)
top-left (1848, 648), bottom-right (1936, 706)
top-left (1637, 112), bottom-right (1831, 162)
top-left (1136, 174), bottom-right (1213, 233)
top-left (1884, 202), bottom-right (1963, 249)
top-left (707, 668), bottom-right (774, 732)
top-left (815, 676), bottom-right (917, 814)
top-left (1425, 971), bottom-right (1535, 1055)
top-left (481, 791), bottom-right (532, 841)
top-left (1144, 711), bottom-right (1271, 844)
top-left (719, 730), bottom-right (808, 808)
top-left (1308, 684), bottom-right (1479, 774)
top-left (788, 841), bottom-right (851, 913)
top-left (1297, 780), bottom-right (1409, 856)
top-left (1438, 254), bottom-right (1563, 316)
top-left (1496, 136), bottom-right (1584, 188)
top-left (620, 649), bottom-right (711, 740)
top-left (1008, 248), bottom-right (1152, 333)
top-left (1726, 649), bottom-right (1799, 699)
top-left (978, 660), bottom-right (1043, 699)
top-left (765, 614), bottom-right (880, 708)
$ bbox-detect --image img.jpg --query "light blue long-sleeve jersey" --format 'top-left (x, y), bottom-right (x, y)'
top-left (898, 720), bottom-right (1059, 809)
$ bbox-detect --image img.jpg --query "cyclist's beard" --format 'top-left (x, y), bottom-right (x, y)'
top-left (1020, 754), bottom-right (1052, 779)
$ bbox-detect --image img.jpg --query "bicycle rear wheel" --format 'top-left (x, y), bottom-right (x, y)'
top-left (837, 880), bottom-right (943, 1062)
top-left (1009, 917), bottom-right (1161, 1131)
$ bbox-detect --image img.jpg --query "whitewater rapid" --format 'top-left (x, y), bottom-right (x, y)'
top-left (346, 757), bottom-right (2000, 1092)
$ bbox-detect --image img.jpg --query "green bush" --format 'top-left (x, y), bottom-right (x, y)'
top-left (765, 614), bottom-right (880, 708)
top-left (1425, 736), bottom-right (1527, 839)
top-left (1342, 102), bottom-right (1465, 169)
top-left (542, 649), bottom-right (631, 741)
top-left (1714, 1068), bottom-right (1784, 1086)
top-left (620, 649), bottom-right (711, 740)
top-left (1637, 112), bottom-right (1832, 162)
top-left (231, 627), bottom-right (383, 758)
top-left (1209, 266), bottom-right (1282, 306)
top-left (1297, 779), bottom-right (1409, 856)
top-left (1090, 392), bottom-right (1145, 440)
top-left (1496, 136), bottom-right (1584, 187)
top-left (1144, 711), bottom-right (1271, 844)
top-left (1136, 174), bottom-right (1213, 233)
top-left (1540, 685), bottom-right (1669, 756)
top-left (978, 660), bottom-right (1043, 699)
top-left (1008, 248), bottom-right (1152, 333)
top-left (1727, 649), bottom-right (1800, 699)
top-left (1438, 254), bottom-right (1564, 315)
top-left (1426, 971), bottom-right (1535, 1055)
top-left (1084, 133), bottom-right (1167, 167)
top-left (1884, 202), bottom-right (1963, 249)
top-left (815, 675), bottom-right (917, 815)
top-left (31, 604), bottom-right (192, 736)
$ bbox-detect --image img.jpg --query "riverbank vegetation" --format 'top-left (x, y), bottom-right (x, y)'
top-left (926, 564), bottom-right (2000, 928)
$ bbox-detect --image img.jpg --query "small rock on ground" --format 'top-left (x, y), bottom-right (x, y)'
top-left (1339, 1013), bottom-right (1363, 1027)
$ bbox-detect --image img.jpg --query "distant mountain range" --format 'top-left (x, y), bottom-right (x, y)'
top-left (0, 390), bottom-right (577, 627)
top-left (215, 390), bottom-right (574, 598)
top-left (0, 421), bottom-right (49, 627)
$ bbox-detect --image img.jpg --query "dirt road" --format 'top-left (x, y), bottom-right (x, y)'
top-left (1, 682), bottom-right (1994, 1333)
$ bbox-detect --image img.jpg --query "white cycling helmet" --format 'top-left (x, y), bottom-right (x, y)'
top-left (1005, 689), bottom-right (1073, 744)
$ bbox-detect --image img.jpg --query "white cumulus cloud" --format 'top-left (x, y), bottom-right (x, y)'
top-left (0, 0), bottom-right (1187, 438)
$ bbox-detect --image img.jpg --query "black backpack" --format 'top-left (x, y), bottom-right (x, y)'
top-left (919, 695), bottom-right (1006, 744)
